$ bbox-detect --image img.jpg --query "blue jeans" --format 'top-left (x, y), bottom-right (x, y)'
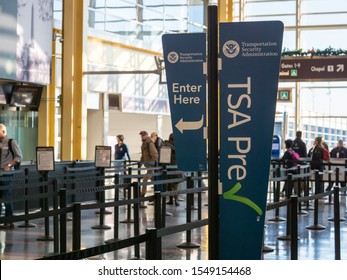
top-left (0, 177), bottom-right (13, 218)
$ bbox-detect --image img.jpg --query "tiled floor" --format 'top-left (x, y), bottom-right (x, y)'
top-left (1, 189), bottom-right (346, 260)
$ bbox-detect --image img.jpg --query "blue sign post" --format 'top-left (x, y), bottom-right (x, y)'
top-left (219, 21), bottom-right (284, 259)
top-left (272, 135), bottom-right (282, 158)
top-left (162, 33), bottom-right (207, 171)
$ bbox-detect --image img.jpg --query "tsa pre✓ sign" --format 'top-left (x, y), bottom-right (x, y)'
top-left (219, 21), bottom-right (283, 259)
top-left (162, 33), bottom-right (207, 171)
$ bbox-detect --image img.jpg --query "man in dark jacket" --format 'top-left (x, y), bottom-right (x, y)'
top-left (330, 140), bottom-right (347, 159)
top-left (292, 131), bottom-right (307, 158)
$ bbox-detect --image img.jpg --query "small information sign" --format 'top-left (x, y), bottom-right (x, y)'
top-left (36, 147), bottom-right (55, 171)
top-left (95, 146), bottom-right (111, 168)
top-left (159, 145), bottom-right (172, 164)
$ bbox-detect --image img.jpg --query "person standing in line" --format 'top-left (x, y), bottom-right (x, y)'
top-left (322, 138), bottom-right (329, 151)
top-left (0, 124), bottom-right (22, 229)
top-left (330, 139), bottom-right (347, 159)
top-left (114, 134), bottom-right (131, 162)
top-left (311, 136), bottom-right (329, 192)
top-left (165, 133), bottom-right (181, 206)
top-left (151, 132), bottom-right (163, 159)
top-left (151, 132), bottom-right (164, 194)
top-left (281, 139), bottom-right (298, 169)
top-left (307, 141), bottom-right (315, 158)
top-left (292, 131), bottom-right (307, 158)
top-left (139, 131), bottom-right (158, 208)
top-left (328, 139), bottom-right (347, 190)
top-left (310, 136), bottom-right (326, 171)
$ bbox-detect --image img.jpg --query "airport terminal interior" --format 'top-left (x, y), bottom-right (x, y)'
top-left (1, 0), bottom-right (347, 260)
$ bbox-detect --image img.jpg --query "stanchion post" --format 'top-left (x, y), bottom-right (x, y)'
top-left (306, 170), bottom-right (326, 230)
top-left (290, 196), bottom-right (298, 260)
top-left (53, 178), bottom-right (59, 253)
top-left (72, 202), bottom-right (81, 251)
top-left (277, 174), bottom-right (293, 241)
top-left (43, 171), bottom-right (50, 237)
top-left (153, 191), bottom-right (162, 257)
top-left (92, 167), bottom-right (111, 230)
top-left (133, 182), bottom-right (141, 259)
top-left (154, 191), bottom-right (162, 229)
top-left (197, 171), bottom-right (202, 220)
top-left (113, 173), bottom-right (120, 239)
top-left (186, 175), bottom-right (193, 242)
top-left (326, 162), bottom-right (333, 204)
top-left (98, 168), bottom-right (105, 224)
top-left (269, 167), bottom-right (287, 222)
top-left (333, 185), bottom-right (341, 260)
top-left (105, 174), bottom-right (120, 243)
top-left (146, 228), bottom-right (160, 260)
top-left (177, 176), bottom-right (200, 248)
top-left (304, 165), bottom-right (310, 206)
top-left (18, 168), bottom-right (36, 228)
top-left (161, 167), bottom-right (171, 225)
top-left (313, 170), bottom-right (320, 224)
top-left (59, 187), bottom-right (67, 253)
top-left (37, 171), bottom-right (53, 241)
top-left (120, 166), bottom-right (134, 223)
top-left (286, 174), bottom-right (293, 235)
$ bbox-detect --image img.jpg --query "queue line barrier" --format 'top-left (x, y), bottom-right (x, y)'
top-left (36, 182), bottom-right (208, 260)
top-left (0, 161), bottom-right (208, 260)
top-left (266, 167), bottom-right (347, 260)
top-left (1, 160), bottom-right (347, 260)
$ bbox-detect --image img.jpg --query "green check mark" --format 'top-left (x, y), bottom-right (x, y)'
top-left (223, 182), bottom-right (263, 216)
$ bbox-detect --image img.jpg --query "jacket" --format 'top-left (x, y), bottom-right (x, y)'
top-left (140, 137), bottom-right (158, 167)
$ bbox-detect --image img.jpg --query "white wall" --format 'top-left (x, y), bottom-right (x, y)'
top-left (87, 109), bottom-right (104, 160)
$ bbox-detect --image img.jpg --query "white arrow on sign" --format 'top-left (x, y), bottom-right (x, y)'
top-left (175, 115), bottom-right (204, 133)
top-left (337, 64), bottom-right (344, 72)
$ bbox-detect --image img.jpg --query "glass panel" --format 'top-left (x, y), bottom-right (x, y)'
top-left (300, 29), bottom-right (347, 50)
top-left (245, 0), bottom-right (296, 16)
top-left (0, 110), bottom-right (38, 162)
top-left (87, 0), bottom-right (204, 43)
top-left (301, 0), bottom-right (347, 13)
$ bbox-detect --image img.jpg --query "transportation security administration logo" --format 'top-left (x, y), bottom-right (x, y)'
top-left (167, 51), bottom-right (179, 63)
top-left (223, 40), bottom-right (240, 58)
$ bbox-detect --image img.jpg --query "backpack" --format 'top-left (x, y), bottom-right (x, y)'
top-left (323, 148), bottom-right (330, 162)
top-left (289, 148), bottom-right (300, 160)
top-left (8, 138), bottom-right (20, 170)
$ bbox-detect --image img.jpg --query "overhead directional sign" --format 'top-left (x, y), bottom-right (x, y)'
top-left (219, 21), bottom-right (283, 260)
top-left (162, 33), bottom-right (207, 171)
top-left (279, 56), bottom-right (347, 81)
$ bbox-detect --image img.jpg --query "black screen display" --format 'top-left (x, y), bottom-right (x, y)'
top-left (10, 85), bottom-right (43, 108)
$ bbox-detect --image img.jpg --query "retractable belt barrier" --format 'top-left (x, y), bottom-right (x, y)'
top-left (1, 160), bottom-right (346, 260)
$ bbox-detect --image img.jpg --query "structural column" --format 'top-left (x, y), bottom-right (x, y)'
top-left (61, 0), bottom-right (88, 160)
top-left (218, 0), bottom-right (233, 22)
top-left (37, 34), bottom-right (57, 147)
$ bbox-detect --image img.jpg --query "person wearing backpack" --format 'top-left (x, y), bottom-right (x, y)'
top-left (311, 136), bottom-right (329, 171)
top-left (281, 139), bottom-right (299, 168)
top-left (0, 124), bottom-right (23, 229)
top-left (310, 136), bottom-right (330, 192)
top-left (280, 139), bottom-right (300, 195)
